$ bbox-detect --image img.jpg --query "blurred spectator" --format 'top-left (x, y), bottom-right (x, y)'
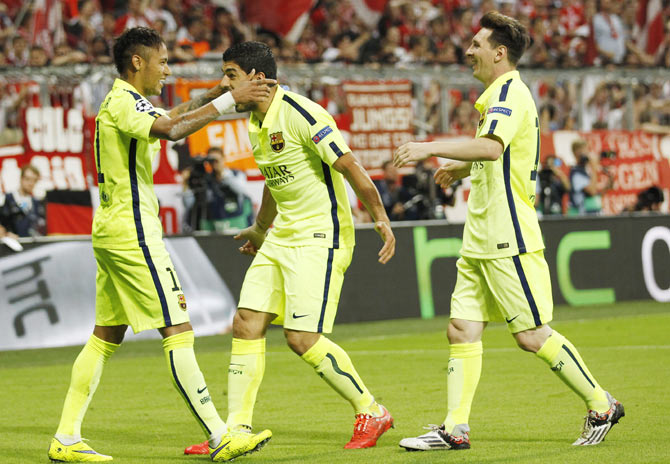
top-left (114, 0), bottom-right (152, 35)
top-left (51, 43), bottom-right (88, 66)
top-left (145, 0), bottom-right (177, 35)
top-left (593, 0), bottom-right (626, 65)
top-left (182, 147), bottom-right (253, 232)
top-left (568, 138), bottom-right (613, 215)
top-left (537, 154), bottom-right (570, 216)
top-left (7, 35), bottom-right (29, 66)
top-left (89, 35), bottom-right (113, 64)
top-left (0, 4), bottom-right (16, 43)
top-left (373, 160), bottom-right (406, 221)
top-left (29, 45), bottom-right (49, 67)
top-left (0, 165), bottom-right (46, 237)
top-left (322, 31), bottom-right (369, 64)
top-left (622, 186), bottom-right (665, 212)
top-left (0, 222), bottom-right (19, 239)
top-left (176, 13), bottom-right (211, 58)
top-left (583, 82), bottom-right (613, 129)
top-left (210, 6), bottom-right (251, 53)
top-left (0, 81), bottom-right (28, 145)
top-left (66, 0), bottom-right (103, 46)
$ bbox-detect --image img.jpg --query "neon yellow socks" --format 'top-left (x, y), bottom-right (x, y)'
top-left (226, 338), bottom-right (266, 429)
top-left (443, 341), bottom-right (482, 434)
top-left (55, 335), bottom-right (118, 444)
top-left (301, 336), bottom-right (380, 416)
top-left (536, 330), bottom-right (609, 412)
top-left (163, 331), bottom-right (227, 445)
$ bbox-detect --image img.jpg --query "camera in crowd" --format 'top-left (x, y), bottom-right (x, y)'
top-left (600, 150), bottom-right (617, 160)
top-left (187, 156), bottom-right (216, 192)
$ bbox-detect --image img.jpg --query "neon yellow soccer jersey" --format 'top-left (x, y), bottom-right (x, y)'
top-left (249, 86), bottom-right (354, 249)
top-left (92, 78), bottom-right (166, 249)
top-left (462, 70), bottom-right (544, 259)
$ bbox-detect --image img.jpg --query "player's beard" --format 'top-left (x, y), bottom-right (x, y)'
top-left (235, 101), bottom-right (257, 113)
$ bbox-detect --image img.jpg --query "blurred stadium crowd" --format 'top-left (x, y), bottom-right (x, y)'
top-left (1, 0), bottom-right (669, 68)
top-left (1, 0), bottom-right (670, 135)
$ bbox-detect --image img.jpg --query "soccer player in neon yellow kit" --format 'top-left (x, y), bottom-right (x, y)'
top-left (47, 27), bottom-right (276, 462)
top-left (185, 41), bottom-right (396, 455)
top-left (395, 12), bottom-right (624, 450)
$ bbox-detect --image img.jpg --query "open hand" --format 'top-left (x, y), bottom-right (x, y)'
top-left (230, 69), bottom-right (277, 104)
top-left (374, 221), bottom-right (395, 264)
top-left (393, 142), bottom-right (431, 167)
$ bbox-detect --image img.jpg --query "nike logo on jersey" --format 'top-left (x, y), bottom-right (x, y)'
top-left (292, 313), bottom-right (309, 319)
top-left (505, 315), bottom-right (519, 323)
top-left (197, 386), bottom-right (207, 394)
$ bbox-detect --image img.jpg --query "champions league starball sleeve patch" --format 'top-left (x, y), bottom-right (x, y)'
top-left (135, 99), bottom-right (155, 113)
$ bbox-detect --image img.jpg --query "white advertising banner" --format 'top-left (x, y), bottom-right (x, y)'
top-left (0, 238), bottom-right (236, 351)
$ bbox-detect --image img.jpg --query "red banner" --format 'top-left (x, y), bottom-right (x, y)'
top-left (343, 80), bottom-right (414, 170)
top-left (548, 130), bottom-right (670, 214)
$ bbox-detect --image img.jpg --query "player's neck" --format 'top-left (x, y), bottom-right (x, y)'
top-left (484, 64), bottom-right (516, 88)
top-left (251, 86), bottom-right (278, 122)
top-left (122, 74), bottom-right (146, 97)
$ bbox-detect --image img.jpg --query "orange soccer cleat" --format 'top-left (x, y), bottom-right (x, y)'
top-left (183, 440), bottom-right (209, 455)
top-left (344, 404), bottom-right (394, 449)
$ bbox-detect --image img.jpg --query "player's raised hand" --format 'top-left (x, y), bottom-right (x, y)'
top-left (393, 142), bottom-right (431, 168)
top-left (234, 222), bottom-right (267, 256)
top-left (434, 160), bottom-right (472, 188)
top-left (230, 69), bottom-right (277, 104)
top-left (374, 221), bottom-right (395, 264)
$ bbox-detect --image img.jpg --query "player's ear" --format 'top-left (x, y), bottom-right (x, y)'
top-left (131, 54), bottom-right (142, 72)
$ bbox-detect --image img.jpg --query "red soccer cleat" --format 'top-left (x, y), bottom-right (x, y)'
top-left (184, 440), bottom-right (209, 455)
top-left (344, 404), bottom-right (394, 449)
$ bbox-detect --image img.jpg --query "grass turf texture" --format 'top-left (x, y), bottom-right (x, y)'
top-left (2, 300), bottom-right (669, 464)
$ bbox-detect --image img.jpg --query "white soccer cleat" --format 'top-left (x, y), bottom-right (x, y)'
top-left (573, 391), bottom-right (625, 446)
top-left (399, 424), bottom-right (470, 451)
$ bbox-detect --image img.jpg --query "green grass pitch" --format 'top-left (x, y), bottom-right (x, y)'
top-left (2, 300), bottom-right (669, 463)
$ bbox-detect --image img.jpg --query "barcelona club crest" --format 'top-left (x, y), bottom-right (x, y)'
top-left (270, 132), bottom-right (285, 152)
top-left (177, 294), bottom-right (187, 311)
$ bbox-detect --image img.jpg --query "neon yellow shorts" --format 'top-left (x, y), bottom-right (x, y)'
top-left (238, 241), bottom-right (353, 333)
top-left (94, 245), bottom-right (190, 333)
top-left (450, 250), bottom-right (553, 333)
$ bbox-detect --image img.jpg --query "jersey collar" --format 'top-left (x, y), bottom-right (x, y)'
top-left (249, 85), bottom-right (285, 133)
top-left (113, 78), bottom-right (143, 95)
top-left (474, 70), bottom-right (520, 114)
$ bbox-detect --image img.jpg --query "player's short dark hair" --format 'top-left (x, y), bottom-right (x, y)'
top-left (480, 11), bottom-right (530, 65)
top-left (222, 41), bottom-right (277, 80)
top-left (113, 27), bottom-right (164, 75)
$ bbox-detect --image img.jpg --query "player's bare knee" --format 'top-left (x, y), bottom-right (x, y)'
top-left (513, 326), bottom-right (551, 353)
top-left (94, 325), bottom-right (126, 344)
top-left (284, 330), bottom-right (319, 356)
top-left (447, 319), bottom-right (484, 344)
top-left (232, 308), bottom-right (269, 339)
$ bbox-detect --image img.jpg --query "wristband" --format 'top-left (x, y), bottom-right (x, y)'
top-left (211, 92), bottom-right (235, 115)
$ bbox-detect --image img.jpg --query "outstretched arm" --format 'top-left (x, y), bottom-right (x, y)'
top-left (393, 136), bottom-right (503, 167)
top-left (333, 153), bottom-right (395, 264)
top-left (152, 73), bottom-right (275, 141)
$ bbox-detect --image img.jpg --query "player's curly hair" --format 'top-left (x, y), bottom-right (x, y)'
top-left (222, 41), bottom-right (277, 80)
top-left (480, 11), bottom-right (531, 65)
top-left (113, 27), bottom-right (164, 76)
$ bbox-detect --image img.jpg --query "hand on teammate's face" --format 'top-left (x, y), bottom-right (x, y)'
top-left (229, 69), bottom-right (277, 104)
